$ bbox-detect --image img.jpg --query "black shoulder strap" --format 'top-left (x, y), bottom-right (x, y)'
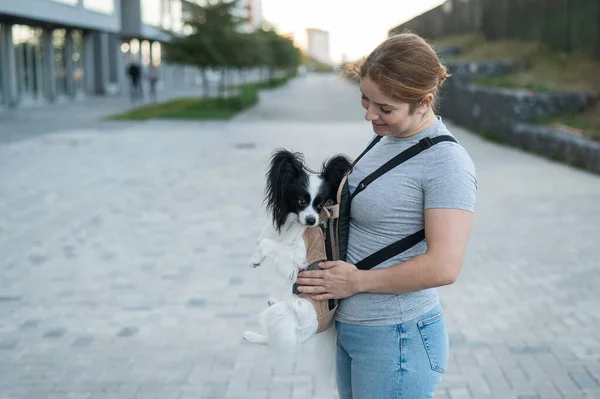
top-left (351, 135), bottom-right (456, 200)
top-left (352, 135), bottom-right (383, 167)
top-left (356, 229), bottom-right (425, 270)
top-left (352, 135), bottom-right (458, 270)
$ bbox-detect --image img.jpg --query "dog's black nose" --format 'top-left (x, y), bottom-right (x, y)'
top-left (305, 216), bottom-right (317, 226)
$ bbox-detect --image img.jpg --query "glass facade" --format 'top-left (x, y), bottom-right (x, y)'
top-left (71, 30), bottom-right (85, 95)
top-left (171, 0), bottom-right (183, 33)
top-left (161, 0), bottom-right (171, 30)
top-left (12, 25), bottom-right (45, 102)
top-left (0, 23), bottom-right (4, 106)
top-left (141, 40), bottom-right (151, 66)
top-left (151, 41), bottom-right (162, 66)
top-left (51, 0), bottom-right (79, 5)
top-left (1, 0), bottom-right (186, 108)
top-left (83, 0), bottom-right (114, 14)
top-left (142, 0), bottom-right (182, 31)
top-left (53, 29), bottom-right (68, 98)
top-left (142, 0), bottom-right (161, 26)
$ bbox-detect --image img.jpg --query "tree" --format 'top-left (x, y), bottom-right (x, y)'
top-left (164, 1), bottom-right (302, 101)
top-left (164, 0), bottom-right (244, 101)
top-left (258, 28), bottom-right (301, 82)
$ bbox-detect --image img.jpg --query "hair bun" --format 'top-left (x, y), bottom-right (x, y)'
top-left (438, 65), bottom-right (449, 88)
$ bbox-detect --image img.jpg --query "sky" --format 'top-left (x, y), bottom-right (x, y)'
top-left (261, 0), bottom-right (445, 63)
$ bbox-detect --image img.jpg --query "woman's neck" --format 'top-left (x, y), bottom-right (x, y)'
top-left (392, 110), bottom-right (438, 139)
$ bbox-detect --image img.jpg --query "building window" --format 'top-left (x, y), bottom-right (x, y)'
top-left (130, 39), bottom-right (140, 55)
top-left (142, 0), bottom-right (162, 26)
top-left (12, 25), bottom-right (45, 102)
top-left (53, 29), bottom-right (68, 98)
top-left (0, 23), bottom-right (4, 106)
top-left (161, 0), bottom-right (172, 30)
top-left (171, 0), bottom-right (183, 33)
top-left (51, 0), bottom-right (79, 6)
top-left (141, 40), bottom-right (151, 66)
top-left (83, 0), bottom-right (114, 14)
top-left (151, 41), bottom-right (162, 66)
top-left (71, 30), bottom-right (85, 95)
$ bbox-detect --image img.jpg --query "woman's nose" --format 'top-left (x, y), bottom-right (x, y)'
top-left (364, 106), bottom-right (379, 121)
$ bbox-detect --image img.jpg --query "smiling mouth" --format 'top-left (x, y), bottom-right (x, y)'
top-left (373, 121), bottom-right (386, 127)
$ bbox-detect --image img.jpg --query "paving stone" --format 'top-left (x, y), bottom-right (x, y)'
top-left (186, 298), bottom-right (206, 308)
top-left (20, 320), bottom-right (40, 329)
top-left (569, 370), bottom-right (600, 390)
top-left (43, 328), bottom-right (66, 338)
top-left (0, 339), bottom-right (18, 350)
top-left (117, 327), bottom-right (139, 337)
top-left (71, 336), bottom-right (94, 348)
top-left (0, 296), bottom-right (21, 302)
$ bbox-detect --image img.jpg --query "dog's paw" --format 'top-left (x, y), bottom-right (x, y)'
top-left (275, 264), bottom-right (298, 282)
top-left (267, 297), bottom-right (278, 306)
top-left (241, 331), bottom-right (253, 341)
top-left (248, 252), bottom-right (265, 268)
top-left (242, 331), bottom-right (268, 344)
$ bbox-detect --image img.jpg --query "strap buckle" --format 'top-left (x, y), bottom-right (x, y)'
top-left (419, 137), bottom-right (434, 150)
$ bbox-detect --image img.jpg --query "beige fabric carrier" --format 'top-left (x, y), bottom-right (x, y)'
top-left (296, 176), bottom-right (347, 333)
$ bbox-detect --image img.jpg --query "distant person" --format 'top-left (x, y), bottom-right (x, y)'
top-left (126, 59), bottom-right (143, 104)
top-left (148, 64), bottom-right (159, 103)
top-left (294, 32), bottom-right (477, 399)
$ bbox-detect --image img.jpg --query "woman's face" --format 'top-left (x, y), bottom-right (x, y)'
top-left (359, 77), bottom-right (430, 138)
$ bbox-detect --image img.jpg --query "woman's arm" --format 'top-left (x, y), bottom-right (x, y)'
top-left (356, 208), bottom-right (473, 294)
top-left (296, 208), bottom-right (474, 300)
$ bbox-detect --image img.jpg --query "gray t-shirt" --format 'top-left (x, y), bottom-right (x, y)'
top-left (336, 118), bottom-right (477, 326)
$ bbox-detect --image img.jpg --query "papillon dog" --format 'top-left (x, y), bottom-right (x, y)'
top-left (242, 149), bottom-right (352, 352)
top-left (248, 149), bottom-right (352, 281)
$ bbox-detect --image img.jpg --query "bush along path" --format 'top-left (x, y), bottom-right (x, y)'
top-left (109, 75), bottom-right (294, 121)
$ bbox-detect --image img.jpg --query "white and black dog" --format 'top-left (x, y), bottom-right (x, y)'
top-left (248, 149), bottom-right (352, 282)
top-left (242, 149), bottom-right (352, 352)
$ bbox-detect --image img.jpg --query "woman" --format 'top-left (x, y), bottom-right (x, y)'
top-left (295, 32), bottom-right (477, 398)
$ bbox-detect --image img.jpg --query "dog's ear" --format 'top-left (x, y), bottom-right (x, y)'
top-left (268, 149), bottom-right (305, 179)
top-left (321, 154), bottom-right (353, 197)
top-left (265, 149), bottom-right (305, 229)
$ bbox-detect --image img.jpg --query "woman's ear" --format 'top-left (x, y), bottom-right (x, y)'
top-left (418, 94), bottom-right (434, 113)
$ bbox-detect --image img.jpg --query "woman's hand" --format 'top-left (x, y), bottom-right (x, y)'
top-left (295, 261), bottom-right (363, 301)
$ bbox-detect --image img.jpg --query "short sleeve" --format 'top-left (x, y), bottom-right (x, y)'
top-left (422, 145), bottom-right (477, 212)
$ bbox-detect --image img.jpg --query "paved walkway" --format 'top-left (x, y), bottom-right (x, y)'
top-left (1, 74), bottom-right (600, 399)
top-left (0, 86), bottom-right (212, 145)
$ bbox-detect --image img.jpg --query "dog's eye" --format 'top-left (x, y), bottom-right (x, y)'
top-left (317, 203), bottom-right (324, 210)
top-left (298, 199), bottom-right (307, 207)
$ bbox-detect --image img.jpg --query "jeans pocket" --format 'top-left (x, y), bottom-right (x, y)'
top-left (417, 312), bottom-right (449, 374)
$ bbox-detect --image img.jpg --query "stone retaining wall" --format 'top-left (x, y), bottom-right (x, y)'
top-left (439, 61), bottom-right (600, 175)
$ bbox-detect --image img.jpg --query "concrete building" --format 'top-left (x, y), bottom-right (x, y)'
top-left (287, 28), bottom-right (331, 65)
top-left (0, 0), bottom-right (195, 109)
top-left (245, 0), bottom-right (263, 31)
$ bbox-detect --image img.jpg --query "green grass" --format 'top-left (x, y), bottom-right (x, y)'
top-left (109, 98), bottom-right (238, 121)
top-left (433, 35), bottom-right (600, 94)
top-left (108, 79), bottom-right (278, 121)
top-left (472, 75), bottom-right (552, 92)
top-left (430, 33), bottom-right (486, 50)
top-left (534, 103), bottom-right (600, 142)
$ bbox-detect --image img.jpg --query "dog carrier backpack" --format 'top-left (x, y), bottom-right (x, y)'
top-left (294, 135), bottom-right (457, 333)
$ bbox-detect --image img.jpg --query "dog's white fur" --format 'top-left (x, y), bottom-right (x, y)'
top-left (241, 296), bottom-right (318, 352)
top-left (242, 150), bottom-right (349, 373)
top-left (244, 212), bottom-right (321, 352)
top-left (249, 213), bottom-right (309, 282)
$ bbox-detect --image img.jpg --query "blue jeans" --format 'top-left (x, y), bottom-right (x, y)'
top-left (335, 304), bottom-right (449, 399)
